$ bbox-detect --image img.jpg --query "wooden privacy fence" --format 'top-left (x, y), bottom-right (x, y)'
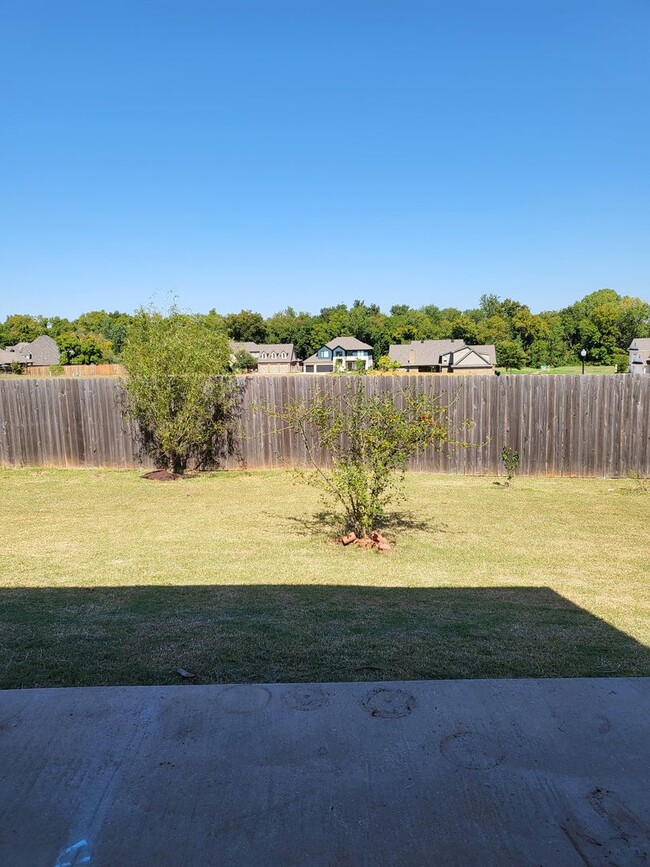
top-left (22, 364), bottom-right (126, 377)
top-left (0, 374), bottom-right (648, 477)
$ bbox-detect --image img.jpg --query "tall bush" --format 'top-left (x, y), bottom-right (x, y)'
top-left (121, 304), bottom-right (240, 473)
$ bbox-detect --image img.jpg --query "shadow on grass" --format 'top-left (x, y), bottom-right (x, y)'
top-left (264, 508), bottom-right (441, 539)
top-left (1, 585), bottom-right (649, 689)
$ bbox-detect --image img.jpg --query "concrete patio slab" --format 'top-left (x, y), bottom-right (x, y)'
top-left (1, 678), bottom-right (649, 866)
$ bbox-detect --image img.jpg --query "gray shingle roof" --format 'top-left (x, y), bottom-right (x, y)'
top-left (388, 339), bottom-right (495, 368)
top-left (0, 335), bottom-right (60, 367)
top-left (389, 340), bottom-right (465, 367)
top-left (629, 338), bottom-right (650, 350)
top-left (324, 336), bottom-right (373, 351)
top-left (256, 344), bottom-right (296, 363)
top-left (230, 341), bottom-right (259, 355)
top-left (470, 344), bottom-right (497, 365)
top-left (230, 342), bottom-right (296, 363)
top-left (29, 336), bottom-right (61, 365)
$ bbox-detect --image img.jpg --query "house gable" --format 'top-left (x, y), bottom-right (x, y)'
top-left (628, 337), bottom-right (650, 373)
top-left (451, 348), bottom-right (492, 368)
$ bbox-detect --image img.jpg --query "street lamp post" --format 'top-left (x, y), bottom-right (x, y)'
top-left (580, 348), bottom-right (587, 375)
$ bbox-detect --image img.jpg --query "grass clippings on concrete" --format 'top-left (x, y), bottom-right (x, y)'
top-left (0, 468), bottom-right (648, 688)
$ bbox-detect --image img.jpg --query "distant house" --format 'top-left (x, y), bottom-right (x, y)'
top-left (389, 340), bottom-right (496, 374)
top-left (0, 335), bottom-right (60, 370)
top-left (230, 342), bottom-right (299, 373)
top-left (628, 338), bottom-right (650, 375)
top-left (302, 337), bottom-right (374, 373)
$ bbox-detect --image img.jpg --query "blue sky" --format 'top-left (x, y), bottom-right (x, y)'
top-left (1, 0), bottom-right (649, 320)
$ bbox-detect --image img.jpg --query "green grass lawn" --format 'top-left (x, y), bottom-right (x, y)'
top-left (1, 468), bottom-right (648, 688)
top-left (496, 365), bottom-right (617, 375)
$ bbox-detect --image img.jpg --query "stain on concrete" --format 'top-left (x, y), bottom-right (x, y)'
top-left (282, 686), bottom-right (330, 711)
top-left (362, 687), bottom-right (416, 719)
top-left (588, 786), bottom-right (650, 836)
top-left (596, 714), bottom-right (612, 735)
top-left (440, 731), bottom-right (505, 770)
top-left (561, 788), bottom-right (650, 865)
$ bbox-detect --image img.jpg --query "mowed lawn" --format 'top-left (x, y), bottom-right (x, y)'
top-left (1, 468), bottom-right (648, 688)
top-left (496, 365), bottom-right (616, 375)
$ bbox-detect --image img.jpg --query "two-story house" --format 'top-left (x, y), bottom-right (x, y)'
top-left (302, 337), bottom-right (374, 373)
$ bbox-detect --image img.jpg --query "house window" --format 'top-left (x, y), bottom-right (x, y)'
top-left (317, 348), bottom-right (330, 359)
top-left (271, 352), bottom-right (277, 359)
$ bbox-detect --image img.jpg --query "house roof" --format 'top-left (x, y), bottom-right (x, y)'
top-left (27, 335), bottom-right (61, 365)
top-left (256, 344), bottom-right (296, 363)
top-left (324, 336), bottom-right (373, 351)
top-left (230, 341), bottom-right (259, 355)
top-left (230, 341), bottom-right (296, 363)
top-left (468, 344), bottom-right (497, 365)
top-left (0, 335), bottom-right (60, 367)
top-left (0, 349), bottom-right (20, 365)
top-left (629, 338), bottom-right (650, 350)
top-left (388, 340), bottom-right (496, 368)
top-left (388, 340), bottom-right (458, 367)
top-left (389, 340), bottom-right (464, 367)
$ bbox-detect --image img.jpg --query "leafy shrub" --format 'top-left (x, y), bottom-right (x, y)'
top-left (501, 445), bottom-right (520, 486)
top-left (612, 349), bottom-right (629, 373)
top-left (121, 303), bottom-right (241, 473)
top-left (232, 349), bottom-right (258, 372)
top-left (270, 378), bottom-right (470, 537)
top-left (376, 355), bottom-right (400, 372)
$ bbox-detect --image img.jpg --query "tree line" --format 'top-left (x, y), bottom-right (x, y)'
top-left (1, 288), bottom-right (648, 369)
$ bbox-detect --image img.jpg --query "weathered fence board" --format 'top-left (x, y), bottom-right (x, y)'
top-left (0, 375), bottom-right (648, 477)
top-left (22, 364), bottom-right (126, 377)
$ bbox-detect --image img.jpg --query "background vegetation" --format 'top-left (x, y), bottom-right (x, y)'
top-left (1, 288), bottom-right (648, 370)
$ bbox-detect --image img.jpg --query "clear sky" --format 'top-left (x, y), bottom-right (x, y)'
top-left (1, 0), bottom-right (649, 320)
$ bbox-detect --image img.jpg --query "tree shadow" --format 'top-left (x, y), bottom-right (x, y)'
top-left (263, 508), bottom-right (440, 540)
top-left (1, 585), bottom-right (648, 689)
